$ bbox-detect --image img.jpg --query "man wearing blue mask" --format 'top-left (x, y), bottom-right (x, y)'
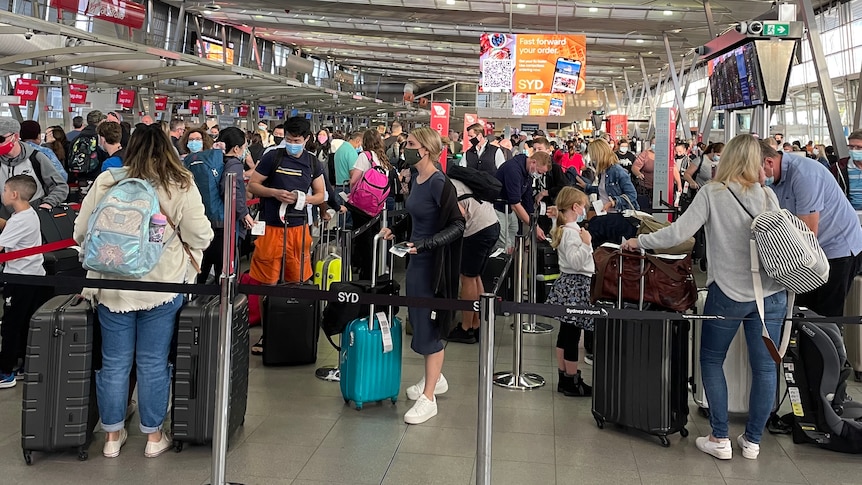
top-left (829, 130), bottom-right (862, 210)
top-left (334, 130), bottom-right (363, 187)
top-left (760, 140), bottom-right (862, 317)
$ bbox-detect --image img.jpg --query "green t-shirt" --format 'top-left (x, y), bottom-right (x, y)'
top-left (334, 141), bottom-right (359, 186)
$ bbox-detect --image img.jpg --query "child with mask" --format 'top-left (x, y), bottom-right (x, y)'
top-left (545, 186), bottom-right (594, 397)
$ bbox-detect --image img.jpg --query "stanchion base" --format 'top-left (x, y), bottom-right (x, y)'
top-left (522, 321), bottom-right (554, 334)
top-left (492, 371), bottom-right (545, 390)
top-left (204, 482), bottom-right (244, 485)
top-left (315, 366), bottom-right (340, 382)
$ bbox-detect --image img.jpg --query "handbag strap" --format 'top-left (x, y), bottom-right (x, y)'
top-left (642, 253), bottom-right (688, 282)
top-left (725, 184), bottom-right (756, 220)
top-left (749, 238), bottom-right (794, 364)
top-left (164, 212), bottom-right (202, 275)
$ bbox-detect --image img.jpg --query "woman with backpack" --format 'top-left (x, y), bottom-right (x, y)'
top-left (196, 127), bottom-right (255, 284)
top-left (621, 134), bottom-right (786, 461)
top-left (347, 129), bottom-right (394, 280)
top-left (73, 125), bottom-right (213, 459)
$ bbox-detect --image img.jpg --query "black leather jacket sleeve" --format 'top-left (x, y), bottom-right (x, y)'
top-left (414, 219), bottom-right (465, 253)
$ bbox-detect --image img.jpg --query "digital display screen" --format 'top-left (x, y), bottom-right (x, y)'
top-left (709, 42), bottom-right (764, 111)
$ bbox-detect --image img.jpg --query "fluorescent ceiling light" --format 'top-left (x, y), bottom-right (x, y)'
top-left (446, 0), bottom-right (456, 4)
top-left (663, 10), bottom-right (673, 15)
top-left (636, 39), bottom-right (645, 43)
top-left (618, 58), bottom-right (625, 61)
top-left (588, 6), bottom-right (598, 12)
top-left (517, 3), bottom-right (526, 9)
top-left (308, 19), bottom-right (316, 23)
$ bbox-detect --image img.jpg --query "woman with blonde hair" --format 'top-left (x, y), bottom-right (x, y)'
top-left (576, 139), bottom-right (639, 247)
top-left (74, 124), bottom-right (213, 459)
top-left (381, 127), bottom-right (465, 425)
top-left (622, 134), bottom-right (786, 461)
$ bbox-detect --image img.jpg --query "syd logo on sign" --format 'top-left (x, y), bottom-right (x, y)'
top-left (517, 79), bottom-right (544, 91)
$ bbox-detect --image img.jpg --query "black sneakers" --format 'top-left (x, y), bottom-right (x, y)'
top-left (446, 325), bottom-right (476, 344)
top-left (559, 370), bottom-right (592, 397)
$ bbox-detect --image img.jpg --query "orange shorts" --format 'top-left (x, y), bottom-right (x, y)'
top-left (249, 225), bottom-right (313, 285)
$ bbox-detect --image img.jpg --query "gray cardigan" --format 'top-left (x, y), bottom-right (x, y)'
top-left (637, 182), bottom-right (785, 302)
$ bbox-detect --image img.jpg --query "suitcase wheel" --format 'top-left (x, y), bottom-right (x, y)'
top-left (680, 428), bottom-right (689, 438)
top-left (77, 447), bottom-right (88, 461)
top-left (659, 436), bottom-right (670, 447)
top-left (592, 413), bottom-right (605, 429)
top-left (343, 399), bottom-right (350, 405)
top-left (23, 450), bottom-right (32, 466)
top-left (355, 403), bottom-right (363, 411)
top-left (390, 397), bottom-right (397, 404)
top-left (173, 440), bottom-right (184, 453)
top-left (698, 407), bottom-right (711, 419)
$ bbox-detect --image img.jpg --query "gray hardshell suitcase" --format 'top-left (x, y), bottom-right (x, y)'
top-left (843, 275), bottom-right (862, 381)
top-left (171, 294), bottom-right (250, 451)
top-left (21, 295), bottom-right (99, 464)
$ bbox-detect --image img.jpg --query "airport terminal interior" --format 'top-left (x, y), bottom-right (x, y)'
top-left (1, 0), bottom-right (862, 483)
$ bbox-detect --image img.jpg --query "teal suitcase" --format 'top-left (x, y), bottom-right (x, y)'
top-left (339, 314), bottom-right (402, 410)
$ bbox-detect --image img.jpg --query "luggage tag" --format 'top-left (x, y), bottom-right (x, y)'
top-left (377, 311), bottom-right (393, 353)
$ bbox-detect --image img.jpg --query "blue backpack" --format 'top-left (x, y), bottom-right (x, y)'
top-left (81, 169), bottom-right (174, 278)
top-left (183, 149), bottom-right (225, 223)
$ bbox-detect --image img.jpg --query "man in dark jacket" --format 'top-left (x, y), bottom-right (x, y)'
top-left (0, 117), bottom-right (69, 213)
top-left (464, 123), bottom-right (505, 176)
top-left (494, 151), bottom-right (552, 251)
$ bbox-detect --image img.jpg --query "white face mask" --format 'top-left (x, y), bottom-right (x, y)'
top-left (619, 146), bottom-right (628, 154)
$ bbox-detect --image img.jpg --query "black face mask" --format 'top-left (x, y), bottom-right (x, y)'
top-left (273, 136), bottom-right (284, 146)
top-left (675, 154), bottom-right (684, 159)
top-left (469, 137), bottom-right (480, 148)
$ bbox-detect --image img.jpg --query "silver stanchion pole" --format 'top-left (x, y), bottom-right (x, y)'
top-left (493, 234), bottom-right (545, 390)
top-left (209, 172), bottom-right (242, 485)
top-left (477, 293), bottom-right (495, 485)
top-left (522, 216), bottom-right (553, 334)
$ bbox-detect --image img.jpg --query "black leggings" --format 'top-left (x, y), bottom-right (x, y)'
top-left (557, 325), bottom-right (582, 363)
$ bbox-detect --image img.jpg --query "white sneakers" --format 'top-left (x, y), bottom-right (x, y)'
top-left (696, 434), bottom-right (761, 460)
top-left (404, 394), bottom-right (438, 425)
top-left (144, 430), bottom-right (173, 458)
top-left (406, 374), bottom-right (448, 401)
top-left (737, 434), bottom-right (760, 459)
top-left (403, 374), bottom-right (448, 425)
top-left (102, 428), bottom-right (128, 458)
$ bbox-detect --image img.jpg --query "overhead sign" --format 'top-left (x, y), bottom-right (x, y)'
top-left (430, 103), bottom-right (451, 137)
top-left (188, 98), bottom-right (201, 115)
top-left (480, 33), bottom-right (587, 94)
top-left (275, 108), bottom-right (285, 119)
top-left (117, 88), bottom-right (135, 108)
top-left (154, 95), bottom-right (168, 111)
top-left (258, 105), bottom-right (267, 118)
top-left (512, 93), bottom-right (565, 117)
top-left (14, 78), bottom-right (38, 103)
top-left (51, 0), bottom-right (145, 30)
top-left (606, 115), bottom-right (628, 140)
top-left (217, 115), bottom-right (235, 128)
top-left (763, 22), bottom-right (790, 37)
top-left (69, 83), bottom-right (88, 104)
top-left (197, 34), bottom-right (235, 64)
top-left (238, 104), bottom-right (249, 117)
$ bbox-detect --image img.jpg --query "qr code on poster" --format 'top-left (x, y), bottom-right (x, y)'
top-left (512, 94), bottom-right (530, 116)
top-left (481, 59), bottom-right (514, 92)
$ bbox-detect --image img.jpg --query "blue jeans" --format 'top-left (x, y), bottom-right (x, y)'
top-left (96, 295), bottom-right (182, 434)
top-left (701, 283), bottom-right (786, 443)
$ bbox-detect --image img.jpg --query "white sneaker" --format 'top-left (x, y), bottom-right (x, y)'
top-left (404, 394), bottom-right (438, 425)
top-left (144, 430), bottom-right (173, 458)
top-left (696, 436), bottom-right (732, 460)
top-left (102, 428), bottom-right (128, 458)
top-left (406, 374), bottom-right (448, 401)
top-left (737, 434), bottom-right (760, 459)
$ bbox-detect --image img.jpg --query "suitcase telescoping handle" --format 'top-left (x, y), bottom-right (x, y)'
top-left (369, 233), bottom-right (395, 331)
top-left (617, 247), bottom-right (646, 311)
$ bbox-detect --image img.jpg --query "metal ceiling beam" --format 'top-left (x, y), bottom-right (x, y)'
top-left (13, 53), bottom-right (155, 74)
top-left (0, 45), bottom-right (128, 67)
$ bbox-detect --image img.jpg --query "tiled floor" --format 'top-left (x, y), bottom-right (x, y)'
top-left (0, 309), bottom-right (860, 484)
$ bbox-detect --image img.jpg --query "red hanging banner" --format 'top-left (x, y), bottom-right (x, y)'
top-left (14, 79), bottom-right (39, 103)
top-left (51, 0), bottom-right (145, 30)
top-left (606, 115), bottom-right (628, 141)
top-left (154, 96), bottom-right (168, 111)
top-left (188, 98), bottom-right (202, 115)
top-left (117, 88), bottom-right (135, 108)
top-left (430, 103), bottom-right (450, 137)
top-left (238, 104), bottom-right (249, 117)
top-left (69, 83), bottom-right (88, 105)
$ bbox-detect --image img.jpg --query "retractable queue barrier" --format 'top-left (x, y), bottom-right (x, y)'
top-left (493, 233), bottom-right (545, 390)
top-left (210, 171), bottom-right (242, 485)
top-left (523, 210), bottom-right (553, 335)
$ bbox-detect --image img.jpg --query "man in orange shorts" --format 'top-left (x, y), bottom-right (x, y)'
top-left (247, 116), bottom-right (325, 354)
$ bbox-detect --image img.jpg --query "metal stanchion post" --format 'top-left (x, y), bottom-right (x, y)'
top-left (316, 214), bottom-right (351, 382)
top-left (522, 216), bottom-right (553, 334)
top-left (477, 293), bottom-right (495, 485)
top-left (493, 234), bottom-right (545, 390)
top-left (209, 172), bottom-right (242, 485)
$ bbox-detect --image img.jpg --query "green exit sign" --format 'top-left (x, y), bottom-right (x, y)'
top-left (764, 23), bottom-right (790, 36)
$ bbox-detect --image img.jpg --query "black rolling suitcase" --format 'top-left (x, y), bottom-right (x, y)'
top-left (21, 295), bottom-right (99, 464)
top-left (591, 250), bottom-right (689, 447)
top-left (171, 294), bottom-right (250, 451)
top-left (37, 205), bottom-right (84, 284)
top-left (482, 254), bottom-right (514, 301)
top-left (263, 218), bottom-right (319, 366)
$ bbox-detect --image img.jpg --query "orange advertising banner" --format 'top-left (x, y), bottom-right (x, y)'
top-left (512, 93), bottom-right (566, 117)
top-left (480, 33), bottom-right (586, 94)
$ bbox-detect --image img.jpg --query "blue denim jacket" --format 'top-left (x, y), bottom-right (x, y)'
top-left (585, 163), bottom-right (639, 210)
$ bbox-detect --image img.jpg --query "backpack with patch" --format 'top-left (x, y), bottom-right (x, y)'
top-left (447, 164), bottom-right (502, 203)
top-left (68, 135), bottom-right (100, 175)
top-left (183, 149), bottom-right (225, 223)
top-left (81, 169), bottom-right (174, 277)
top-left (347, 151), bottom-right (390, 217)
